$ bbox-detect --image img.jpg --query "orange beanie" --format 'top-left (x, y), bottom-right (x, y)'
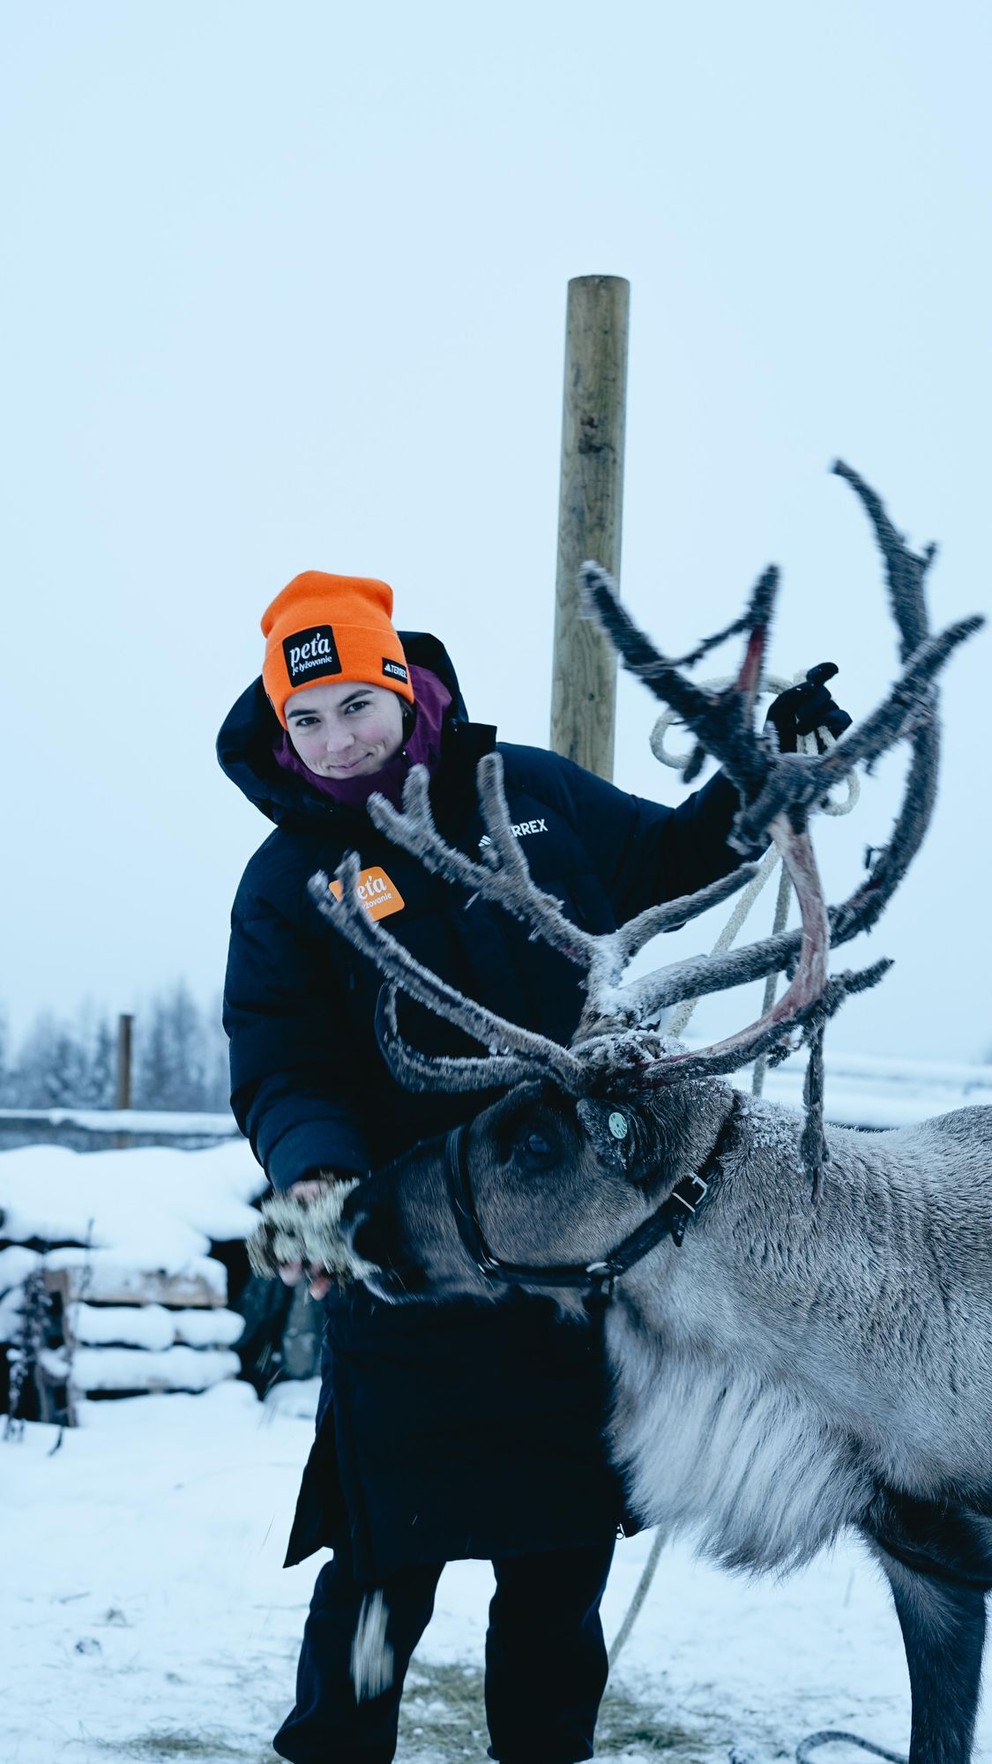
top-left (261, 571), bottom-right (414, 728)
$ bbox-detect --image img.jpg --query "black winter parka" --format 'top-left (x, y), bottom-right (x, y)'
top-left (219, 633), bottom-right (742, 1584)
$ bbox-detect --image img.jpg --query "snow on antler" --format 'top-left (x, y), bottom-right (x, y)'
top-left (309, 466), bottom-right (982, 1189)
top-left (574, 463), bottom-right (982, 1184)
top-left (308, 849), bottom-right (587, 1094)
top-left (309, 760), bottom-right (759, 1096)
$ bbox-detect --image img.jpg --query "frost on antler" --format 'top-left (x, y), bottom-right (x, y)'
top-left (575, 464), bottom-right (982, 1185)
top-left (311, 755), bottom-right (762, 1096)
top-left (365, 759), bottom-right (757, 984)
top-left (826, 460), bottom-right (965, 950)
top-left (308, 467), bottom-right (982, 1194)
top-left (308, 853), bottom-right (587, 1095)
top-left (580, 563), bottom-right (779, 799)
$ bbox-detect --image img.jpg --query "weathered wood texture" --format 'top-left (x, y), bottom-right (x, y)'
top-left (43, 1265), bottom-right (226, 1308)
top-left (36, 1265), bottom-right (239, 1422)
top-left (550, 275), bottom-right (629, 780)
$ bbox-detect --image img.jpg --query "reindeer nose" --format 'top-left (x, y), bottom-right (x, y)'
top-left (341, 1188), bottom-right (394, 1271)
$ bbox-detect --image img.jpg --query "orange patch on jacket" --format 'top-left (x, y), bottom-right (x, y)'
top-left (329, 866), bottom-right (405, 919)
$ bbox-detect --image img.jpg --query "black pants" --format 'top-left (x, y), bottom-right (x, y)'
top-left (272, 1535), bottom-right (616, 1763)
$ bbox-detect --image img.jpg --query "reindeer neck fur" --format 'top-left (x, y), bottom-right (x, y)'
top-left (606, 1088), bottom-right (992, 1575)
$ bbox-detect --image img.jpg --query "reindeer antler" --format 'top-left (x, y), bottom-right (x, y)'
top-left (574, 465), bottom-right (981, 1187)
top-left (579, 467), bottom-right (980, 1042)
top-left (309, 467), bottom-right (982, 1188)
top-left (308, 848), bottom-right (588, 1094)
top-left (310, 759), bottom-right (761, 1096)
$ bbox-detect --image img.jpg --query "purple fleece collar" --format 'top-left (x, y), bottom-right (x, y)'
top-left (272, 663), bottom-right (453, 811)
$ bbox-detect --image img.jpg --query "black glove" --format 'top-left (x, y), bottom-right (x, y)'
top-left (765, 663), bottom-right (852, 754)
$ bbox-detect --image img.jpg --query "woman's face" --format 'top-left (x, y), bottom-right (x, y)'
top-left (285, 680), bottom-right (406, 779)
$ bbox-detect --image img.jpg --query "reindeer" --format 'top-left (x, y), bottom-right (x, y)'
top-left (310, 463), bottom-right (989, 1764)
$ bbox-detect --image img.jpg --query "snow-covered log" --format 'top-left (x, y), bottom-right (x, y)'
top-left (65, 1301), bottom-right (245, 1352)
top-left (39, 1345), bottom-right (241, 1394)
top-left (43, 1254), bottom-right (228, 1308)
top-left (1, 1140), bottom-right (268, 1425)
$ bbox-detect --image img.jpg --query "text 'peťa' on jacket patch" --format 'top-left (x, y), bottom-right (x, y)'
top-left (329, 866), bottom-right (405, 920)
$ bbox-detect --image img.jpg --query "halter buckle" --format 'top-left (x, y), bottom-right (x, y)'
top-left (675, 1171), bottom-right (709, 1214)
top-left (584, 1261), bottom-right (617, 1306)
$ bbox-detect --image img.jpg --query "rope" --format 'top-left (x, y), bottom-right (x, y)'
top-left (751, 858), bottom-right (794, 1097)
top-left (795, 1731), bottom-right (906, 1763)
top-left (607, 673), bottom-right (862, 1678)
top-left (649, 673), bottom-right (860, 824)
top-left (666, 841), bottom-right (782, 1040)
top-left (607, 1524), bottom-right (668, 1668)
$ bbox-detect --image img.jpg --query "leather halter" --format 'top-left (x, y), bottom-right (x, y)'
top-left (442, 1095), bottom-right (741, 1303)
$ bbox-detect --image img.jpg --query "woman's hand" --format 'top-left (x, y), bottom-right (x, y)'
top-left (281, 1174), bottom-right (339, 1299)
top-left (246, 1170), bottom-right (366, 1295)
top-left (765, 663), bottom-right (852, 753)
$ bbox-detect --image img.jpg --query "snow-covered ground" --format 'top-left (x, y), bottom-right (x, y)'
top-left (4, 1088), bottom-right (992, 1764)
top-left (3, 1378), bottom-right (991, 1764)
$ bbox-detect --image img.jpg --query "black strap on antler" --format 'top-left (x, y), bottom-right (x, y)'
top-left (443, 1095), bottom-right (742, 1302)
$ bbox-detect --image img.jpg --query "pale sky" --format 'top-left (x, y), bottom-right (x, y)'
top-left (2, 0), bottom-right (989, 1063)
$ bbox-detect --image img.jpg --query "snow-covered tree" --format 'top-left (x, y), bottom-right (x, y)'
top-left (133, 982), bottom-right (228, 1112)
top-left (0, 986), bottom-right (229, 1112)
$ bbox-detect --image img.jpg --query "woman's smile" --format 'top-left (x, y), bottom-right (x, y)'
top-left (285, 680), bottom-right (407, 779)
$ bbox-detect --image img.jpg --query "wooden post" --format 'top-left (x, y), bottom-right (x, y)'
top-left (550, 275), bottom-right (630, 780)
top-left (115, 1013), bottom-right (133, 1111)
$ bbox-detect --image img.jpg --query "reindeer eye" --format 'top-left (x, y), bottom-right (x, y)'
top-left (524, 1131), bottom-right (552, 1160)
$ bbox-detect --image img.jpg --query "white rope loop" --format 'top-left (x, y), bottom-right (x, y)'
top-left (651, 673), bottom-right (858, 816)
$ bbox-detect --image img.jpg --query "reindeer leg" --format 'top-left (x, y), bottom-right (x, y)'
top-left (861, 1492), bottom-right (992, 1764)
top-left (879, 1556), bottom-right (984, 1764)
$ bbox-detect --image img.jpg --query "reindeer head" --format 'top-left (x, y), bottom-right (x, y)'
top-left (343, 1072), bottom-right (734, 1311)
top-left (315, 462), bottom-right (981, 1295)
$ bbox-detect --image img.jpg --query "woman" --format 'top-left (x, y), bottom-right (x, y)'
top-left (218, 570), bottom-right (848, 1764)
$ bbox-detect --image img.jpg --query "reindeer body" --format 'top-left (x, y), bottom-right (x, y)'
top-left (345, 1081), bottom-right (992, 1764)
top-left (608, 1096), bottom-right (992, 1575)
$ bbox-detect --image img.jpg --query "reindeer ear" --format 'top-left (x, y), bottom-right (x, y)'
top-left (576, 1097), bottom-right (640, 1177)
